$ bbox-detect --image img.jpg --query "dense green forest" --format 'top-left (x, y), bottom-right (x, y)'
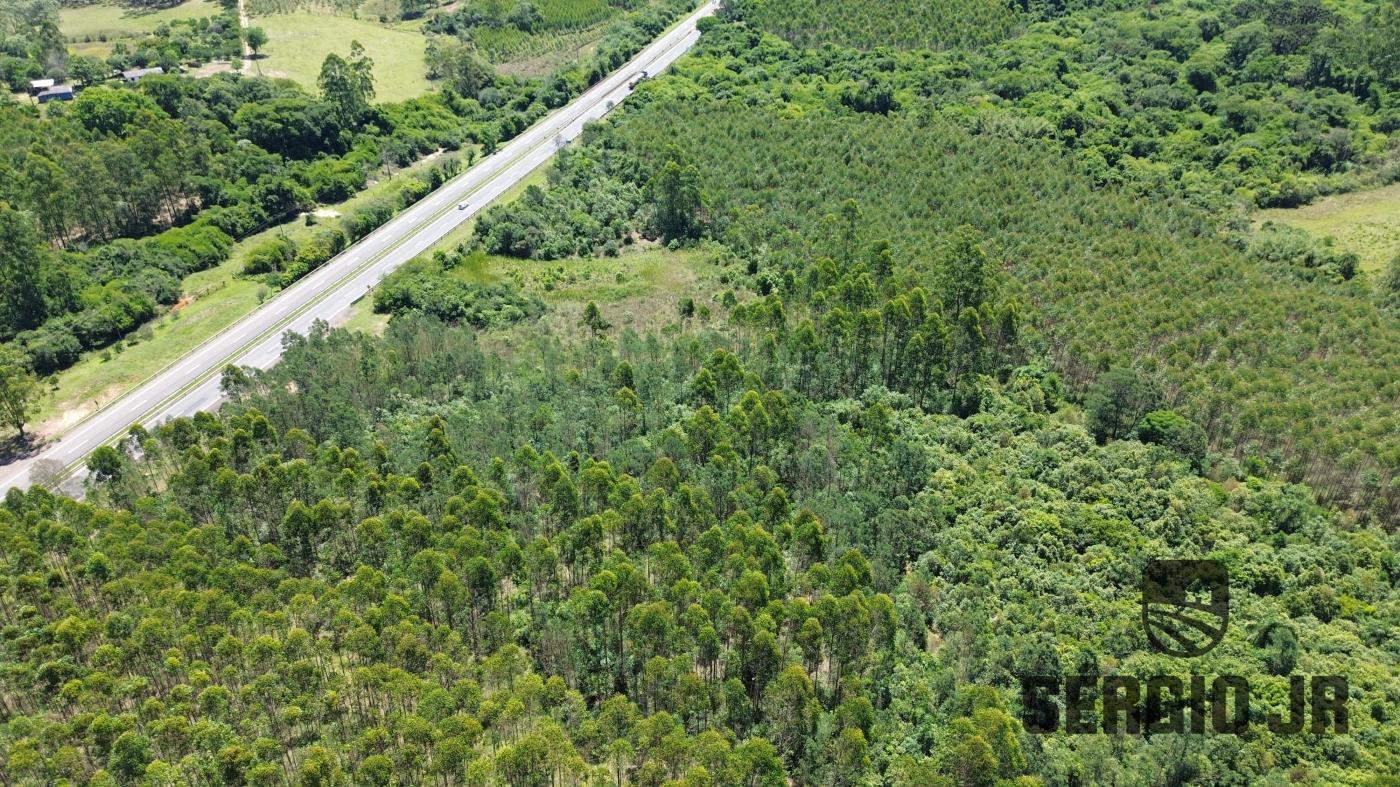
top-left (2, 0), bottom-right (1399, 784)
top-left (728, 0), bottom-right (1023, 51)
top-left (474, 6), bottom-right (1400, 522)
top-left (2, 305), bottom-right (1396, 783)
top-left (723, 0), bottom-right (1400, 210)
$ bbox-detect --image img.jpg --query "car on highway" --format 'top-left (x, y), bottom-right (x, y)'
top-left (457, 202), bottom-right (469, 211)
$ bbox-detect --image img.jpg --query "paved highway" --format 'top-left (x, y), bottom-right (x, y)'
top-left (0, 0), bottom-right (719, 494)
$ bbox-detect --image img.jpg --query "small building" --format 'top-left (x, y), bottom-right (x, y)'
top-left (121, 66), bottom-right (164, 83)
top-left (29, 78), bottom-right (55, 95)
top-left (36, 85), bottom-right (74, 103)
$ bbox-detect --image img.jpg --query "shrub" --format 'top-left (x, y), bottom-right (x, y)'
top-left (242, 237), bottom-right (299, 275)
top-left (1135, 410), bottom-right (1209, 469)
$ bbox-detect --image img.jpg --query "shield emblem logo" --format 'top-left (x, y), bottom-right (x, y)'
top-left (1142, 559), bottom-right (1229, 657)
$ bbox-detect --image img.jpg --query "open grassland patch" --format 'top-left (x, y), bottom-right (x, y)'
top-left (59, 0), bottom-right (222, 41)
top-left (253, 13), bottom-right (430, 101)
top-left (65, 40), bottom-right (115, 59)
top-left (471, 245), bottom-right (720, 347)
top-left (1256, 183), bottom-right (1400, 275)
top-left (343, 240), bottom-right (719, 346)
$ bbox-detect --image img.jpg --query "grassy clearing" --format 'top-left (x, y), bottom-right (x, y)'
top-left (337, 211), bottom-right (721, 347)
top-left (475, 245), bottom-right (722, 350)
top-left (59, 0), bottom-right (222, 42)
top-left (336, 297), bottom-right (392, 334)
top-left (66, 40), bottom-right (116, 59)
top-left (252, 13), bottom-right (430, 102)
top-left (470, 246), bottom-right (684, 301)
top-left (1255, 183), bottom-right (1400, 275)
top-left (32, 152), bottom-right (464, 435)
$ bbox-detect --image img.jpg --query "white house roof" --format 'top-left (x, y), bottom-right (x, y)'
top-left (122, 66), bottom-right (165, 80)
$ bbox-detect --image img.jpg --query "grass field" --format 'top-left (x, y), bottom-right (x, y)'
top-left (66, 40), bottom-right (116, 59)
top-left (59, 0), bottom-right (222, 42)
top-left (31, 152), bottom-right (464, 435)
top-left (1255, 183), bottom-right (1400, 275)
top-left (492, 245), bottom-right (721, 352)
top-left (439, 245), bottom-right (719, 352)
top-left (252, 13), bottom-right (431, 102)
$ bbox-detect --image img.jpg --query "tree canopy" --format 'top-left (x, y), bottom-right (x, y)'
top-left (1, 1), bottom-right (1397, 785)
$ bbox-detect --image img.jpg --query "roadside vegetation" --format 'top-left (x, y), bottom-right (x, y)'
top-left (25, 152), bottom-right (465, 433)
top-left (0, 61), bottom-right (488, 381)
top-left (0, 0), bottom-right (703, 442)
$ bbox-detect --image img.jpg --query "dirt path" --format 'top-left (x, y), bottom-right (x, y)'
top-left (238, 0), bottom-right (252, 73)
